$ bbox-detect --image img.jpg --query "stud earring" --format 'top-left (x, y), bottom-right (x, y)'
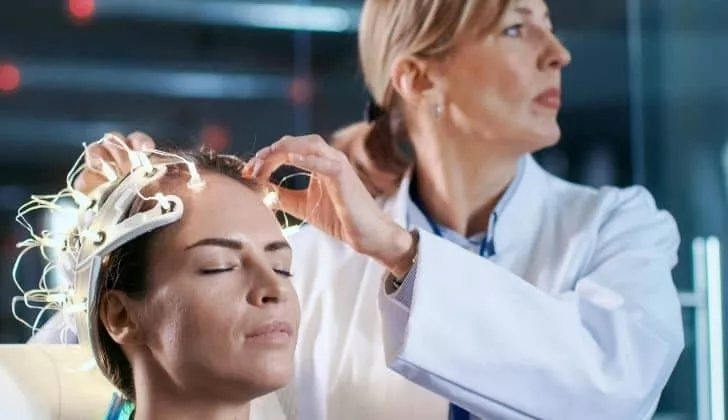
top-left (431, 103), bottom-right (443, 117)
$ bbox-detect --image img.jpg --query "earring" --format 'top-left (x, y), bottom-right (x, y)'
top-left (431, 103), bottom-right (443, 118)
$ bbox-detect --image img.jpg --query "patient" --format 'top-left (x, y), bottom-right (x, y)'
top-left (24, 140), bottom-right (299, 420)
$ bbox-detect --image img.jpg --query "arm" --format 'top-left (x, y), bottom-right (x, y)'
top-left (378, 188), bottom-right (684, 420)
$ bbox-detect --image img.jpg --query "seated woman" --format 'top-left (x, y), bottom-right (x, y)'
top-left (15, 135), bottom-right (299, 420)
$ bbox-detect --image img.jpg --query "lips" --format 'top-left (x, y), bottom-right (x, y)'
top-left (245, 320), bottom-right (294, 345)
top-left (534, 87), bottom-right (561, 109)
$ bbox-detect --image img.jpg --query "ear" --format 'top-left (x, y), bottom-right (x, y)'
top-left (99, 291), bottom-right (144, 346)
top-left (389, 56), bottom-right (439, 105)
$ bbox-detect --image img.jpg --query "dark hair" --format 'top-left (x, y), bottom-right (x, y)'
top-left (89, 148), bottom-right (259, 400)
top-left (363, 96), bottom-right (412, 180)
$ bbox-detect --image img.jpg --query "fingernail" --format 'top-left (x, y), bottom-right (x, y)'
top-left (244, 156), bottom-right (257, 170)
top-left (251, 159), bottom-right (264, 178)
top-left (256, 147), bottom-right (270, 159)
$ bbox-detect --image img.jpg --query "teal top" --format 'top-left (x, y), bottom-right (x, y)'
top-left (105, 393), bottom-right (135, 420)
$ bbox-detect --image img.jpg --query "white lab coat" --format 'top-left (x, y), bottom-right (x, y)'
top-left (281, 155), bottom-right (684, 420)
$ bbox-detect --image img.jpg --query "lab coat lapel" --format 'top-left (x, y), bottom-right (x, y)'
top-left (378, 156), bottom-right (550, 280)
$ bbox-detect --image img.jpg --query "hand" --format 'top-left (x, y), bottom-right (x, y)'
top-left (243, 134), bottom-right (416, 276)
top-left (74, 132), bottom-right (156, 194)
top-left (330, 122), bottom-right (401, 198)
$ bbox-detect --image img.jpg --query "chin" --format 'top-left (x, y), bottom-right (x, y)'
top-left (246, 369), bottom-right (293, 399)
top-left (247, 355), bottom-right (294, 393)
top-left (526, 122), bottom-right (561, 151)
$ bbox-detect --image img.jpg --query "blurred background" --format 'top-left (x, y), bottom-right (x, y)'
top-left (0, 0), bottom-right (727, 419)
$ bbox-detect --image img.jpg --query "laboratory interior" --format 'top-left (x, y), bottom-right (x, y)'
top-left (0, 0), bottom-right (726, 419)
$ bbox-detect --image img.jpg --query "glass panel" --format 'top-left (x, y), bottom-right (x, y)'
top-left (630, 0), bottom-right (728, 418)
top-left (657, 308), bottom-right (698, 419)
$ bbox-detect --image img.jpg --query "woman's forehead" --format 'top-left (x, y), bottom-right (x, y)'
top-left (155, 173), bottom-right (284, 250)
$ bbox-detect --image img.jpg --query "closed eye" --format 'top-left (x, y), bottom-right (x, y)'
top-left (274, 269), bottom-right (294, 278)
top-left (200, 267), bottom-right (293, 277)
top-left (199, 267), bottom-right (236, 275)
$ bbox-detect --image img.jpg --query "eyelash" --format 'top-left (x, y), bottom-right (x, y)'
top-left (274, 269), bottom-right (294, 278)
top-left (502, 23), bottom-right (524, 37)
top-left (199, 267), bottom-right (293, 278)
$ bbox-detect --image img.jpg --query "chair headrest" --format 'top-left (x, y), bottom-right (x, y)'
top-left (0, 344), bottom-right (114, 420)
top-left (0, 344), bottom-right (291, 419)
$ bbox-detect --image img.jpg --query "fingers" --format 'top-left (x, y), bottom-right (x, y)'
top-left (267, 187), bottom-right (310, 221)
top-left (287, 153), bottom-right (343, 177)
top-left (243, 135), bottom-right (344, 183)
top-left (83, 142), bottom-right (115, 175)
top-left (74, 131), bottom-right (158, 193)
top-left (128, 131), bottom-right (155, 151)
top-left (74, 171), bottom-right (109, 195)
top-left (102, 132), bottom-right (133, 175)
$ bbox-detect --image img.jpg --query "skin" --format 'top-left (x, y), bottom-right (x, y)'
top-left (99, 172), bottom-right (300, 420)
top-left (78, 0), bottom-right (572, 382)
top-left (241, 0), bottom-right (571, 274)
top-left (389, 0), bottom-right (571, 237)
top-left (34, 1), bottom-right (572, 415)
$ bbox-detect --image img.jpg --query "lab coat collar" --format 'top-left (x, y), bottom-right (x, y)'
top-left (381, 154), bottom-right (548, 255)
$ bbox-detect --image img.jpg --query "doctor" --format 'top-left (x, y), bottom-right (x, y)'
top-left (241, 0), bottom-right (685, 419)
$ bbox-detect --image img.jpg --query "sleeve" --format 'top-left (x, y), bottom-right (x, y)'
top-left (384, 252), bottom-right (419, 307)
top-left (27, 312), bottom-right (79, 344)
top-left (377, 187), bottom-right (684, 420)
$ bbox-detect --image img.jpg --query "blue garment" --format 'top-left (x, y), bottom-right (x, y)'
top-left (106, 393), bottom-right (135, 420)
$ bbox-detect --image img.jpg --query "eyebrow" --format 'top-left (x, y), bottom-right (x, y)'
top-left (513, 6), bottom-right (550, 20)
top-left (184, 237), bottom-right (291, 253)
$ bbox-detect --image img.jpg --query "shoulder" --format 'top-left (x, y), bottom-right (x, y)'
top-left (538, 169), bottom-right (679, 263)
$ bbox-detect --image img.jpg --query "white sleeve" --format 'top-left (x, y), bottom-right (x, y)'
top-left (27, 312), bottom-right (79, 344)
top-left (378, 188), bottom-right (684, 420)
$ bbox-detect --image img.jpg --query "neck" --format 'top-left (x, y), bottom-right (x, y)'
top-left (413, 140), bottom-right (520, 237)
top-left (132, 363), bottom-right (252, 420)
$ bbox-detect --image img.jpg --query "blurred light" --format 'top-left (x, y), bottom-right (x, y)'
top-left (200, 124), bottom-right (230, 151)
top-left (17, 62), bottom-right (290, 100)
top-left (289, 77), bottom-right (313, 105)
top-left (0, 63), bottom-right (21, 92)
top-left (95, 0), bottom-right (359, 33)
top-left (68, 0), bottom-right (96, 21)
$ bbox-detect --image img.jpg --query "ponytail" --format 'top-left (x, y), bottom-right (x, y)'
top-left (363, 95), bottom-right (412, 179)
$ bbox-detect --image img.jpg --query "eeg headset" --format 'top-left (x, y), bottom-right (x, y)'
top-left (12, 133), bottom-right (205, 362)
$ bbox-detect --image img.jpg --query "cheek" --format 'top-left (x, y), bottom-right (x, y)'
top-left (142, 282), bottom-right (238, 353)
top-left (140, 288), bottom-right (190, 351)
top-left (449, 55), bottom-right (533, 118)
top-left (483, 55), bottom-right (534, 108)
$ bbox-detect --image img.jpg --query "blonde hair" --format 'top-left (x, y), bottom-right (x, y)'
top-left (359, 0), bottom-right (509, 107)
top-left (357, 0), bottom-right (509, 176)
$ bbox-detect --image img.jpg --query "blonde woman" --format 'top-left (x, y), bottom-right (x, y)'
top-left (243, 0), bottom-right (683, 419)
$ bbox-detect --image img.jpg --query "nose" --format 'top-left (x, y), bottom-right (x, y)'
top-left (539, 32), bottom-right (572, 71)
top-left (247, 259), bottom-right (292, 307)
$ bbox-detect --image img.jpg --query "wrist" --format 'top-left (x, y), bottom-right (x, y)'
top-left (374, 223), bottom-right (417, 279)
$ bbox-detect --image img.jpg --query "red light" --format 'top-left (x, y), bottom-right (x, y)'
top-left (289, 78), bottom-right (313, 105)
top-left (201, 125), bottom-right (230, 151)
top-left (67, 0), bottom-right (95, 21)
top-left (0, 63), bottom-right (20, 92)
